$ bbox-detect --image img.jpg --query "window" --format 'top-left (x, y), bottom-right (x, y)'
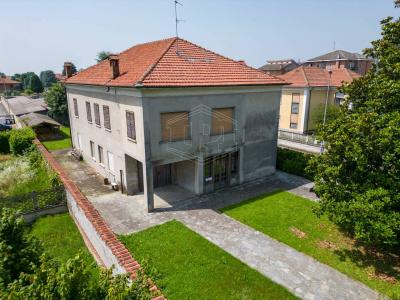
top-left (86, 102), bottom-right (92, 123)
top-left (204, 156), bottom-right (213, 183)
top-left (308, 63), bottom-right (313, 67)
top-left (103, 105), bottom-right (111, 130)
top-left (322, 62), bottom-right (326, 69)
top-left (290, 123), bottom-right (298, 129)
top-left (126, 111), bottom-right (136, 140)
top-left (77, 133), bottom-right (82, 149)
top-left (291, 93), bottom-right (300, 114)
top-left (230, 151), bottom-right (238, 175)
top-left (107, 151), bottom-right (114, 173)
top-left (267, 71), bottom-right (270, 74)
top-left (212, 107), bottom-right (234, 134)
top-left (161, 111), bottom-right (190, 141)
top-left (273, 71), bottom-right (276, 75)
top-left (94, 103), bottom-right (100, 126)
top-left (98, 145), bottom-right (103, 164)
top-left (334, 92), bottom-right (345, 106)
top-left (73, 98), bottom-right (79, 117)
top-left (90, 141), bottom-right (95, 158)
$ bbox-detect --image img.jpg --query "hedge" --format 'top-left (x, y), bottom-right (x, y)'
top-left (9, 127), bottom-right (36, 155)
top-left (276, 147), bottom-right (315, 180)
top-left (0, 131), bottom-right (10, 154)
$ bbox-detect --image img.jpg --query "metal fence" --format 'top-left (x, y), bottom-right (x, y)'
top-left (278, 130), bottom-right (319, 146)
top-left (0, 185), bottom-right (66, 213)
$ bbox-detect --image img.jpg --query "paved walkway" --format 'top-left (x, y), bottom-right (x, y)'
top-left (278, 138), bottom-right (321, 155)
top-left (52, 149), bottom-right (381, 300)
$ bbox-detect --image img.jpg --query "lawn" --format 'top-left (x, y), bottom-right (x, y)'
top-left (220, 190), bottom-right (400, 299)
top-left (42, 126), bottom-right (72, 150)
top-left (29, 213), bottom-right (99, 278)
top-left (118, 220), bottom-right (297, 300)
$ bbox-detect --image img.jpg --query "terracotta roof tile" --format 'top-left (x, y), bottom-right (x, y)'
top-left (281, 66), bottom-right (361, 87)
top-left (64, 37), bottom-right (285, 87)
top-left (0, 77), bottom-right (20, 84)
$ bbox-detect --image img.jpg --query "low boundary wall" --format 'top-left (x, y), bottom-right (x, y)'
top-left (34, 138), bottom-right (164, 300)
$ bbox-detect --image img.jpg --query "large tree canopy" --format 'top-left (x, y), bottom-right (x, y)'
top-left (44, 82), bottom-right (67, 118)
top-left (61, 62), bottom-right (77, 76)
top-left (311, 104), bottom-right (341, 133)
top-left (28, 75), bottom-right (44, 94)
top-left (309, 5), bottom-right (400, 248)
top-left (40, 70), bottom-right (57, 88)
top-left (96, 50), bottom-right (110, 63)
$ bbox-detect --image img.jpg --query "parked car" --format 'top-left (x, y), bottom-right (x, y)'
top-left (0, 123), bottom-right (12, 131)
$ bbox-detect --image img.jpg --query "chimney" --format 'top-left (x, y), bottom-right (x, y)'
top-left (64, 62), bottom-right (72, 79)
top-left (237, 60), bottom-right (246, 66)
top-left (109, 54), bottom-right (120, 80)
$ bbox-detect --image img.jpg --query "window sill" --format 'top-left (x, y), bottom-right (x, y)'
top-left (99, 163), bottom-right (105, 168)
top-left (96, 124), bottom-right (101, 128)
top-left (160, 138), bottom-right (191, 144)
top-left (88, 121), bottom-right (93, 124)
top-left (91, 157), bottom-right (96, 162)
top-left (128, 138), bottom-right (137, 143)
top-left (105, 128), bottom-right (111, 132)
top-left (109, 170), bottom-right (115, 176)
top-left (75, 116), bottom-right (79, 118)
top-left (210, 131), bottom-right (235, 136)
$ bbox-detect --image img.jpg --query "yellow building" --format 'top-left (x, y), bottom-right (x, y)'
top-left (279, 66), bottom-right (361, 134)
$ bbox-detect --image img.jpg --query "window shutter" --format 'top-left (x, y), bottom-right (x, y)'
top-left (290, 113), bottom-right (298, 123)
top-left (161, 112), bottom-right (189, 141)
top-left (73, 99), bottom-right (79, 117)
top-left (292, 93), bottom-right (300, 103)
top-left (103, 106), bottom-right (111, 130)
top-left (126, 111), bottom-right (136, 140)
top-left (94, 103), bottom-right (100, 126)
top-left (86, 102), bottom-right (92, 122)
top-left (212, 108), bottom-right (234, 134)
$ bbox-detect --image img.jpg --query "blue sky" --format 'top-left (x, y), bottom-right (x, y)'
top-left (0, 0), bottom-right (398, 76)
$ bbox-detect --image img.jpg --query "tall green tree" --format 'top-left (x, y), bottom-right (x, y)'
top-left (61, 62), bottom-right (77, 76)
top-left (311, 104), bottom-right (341, 133)
top-left (28, 74), bottom-right (44, 94)
top-left (44, 82), bottom-right (68, 118)
top-left (309, 2), bottom-right (400, 248)
top-left (20, 72), bottom-right (35, 90)
top-left (96, 50), bottom-right (110, 63)
top-left (39, 70), bottom-right (57, 88)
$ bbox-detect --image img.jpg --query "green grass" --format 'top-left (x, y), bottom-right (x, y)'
top-left (220, 190), bottom-right (400, 299)
top-left (28, 213), bottom-right (99, 278)
top-left (42, 126), bottom-right (72, 150)
top-left (118, 220), bottom-right (297, 300)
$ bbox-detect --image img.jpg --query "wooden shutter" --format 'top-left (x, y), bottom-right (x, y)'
top-left (161, 112), bottom-right (189, 141)
top-left (73, 98), bottom-right (78, 117)
top-left (103, 105), bottom-right (111, 130)
top-left (292, 93), bottom-right (300, 103)
top-left (290, 114), bottom-right (298, 123)
top-left (126, 111), bottom-right (136, 140)
top-left (94, 103), bottom-right (100, 126)
top-left (86, 102), bottom-right (92, 122)
top-left (212, 108), bottom-right (234, 134)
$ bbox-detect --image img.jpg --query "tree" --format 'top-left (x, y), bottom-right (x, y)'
top-left (96, 50), bottom-right (110, 63)
top-left (62, 62), bottom-right (77, 76)
top-left (311, 104), bottom-right (341, 132)
top-left (308, 2), bottom-right (400, 248)
top-left (44, 82), bottom-right (68, 118)
top-left (39, 70), bottom-right (57, 88)
top-left (0, 72), bottom-right (4, 77)
top-left (29, 74), bottom-right (44, 94)
top-left (20, 72), bottom-right (35, 90)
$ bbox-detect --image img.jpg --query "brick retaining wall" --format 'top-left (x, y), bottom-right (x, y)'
top-left (34, 138), bottom-right (164, 300)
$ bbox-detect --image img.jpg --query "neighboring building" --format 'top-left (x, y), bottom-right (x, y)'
top-left (302, 50), bottom-right (373, 76)
top-left (55, 73), bottom-right (65, 81)
top-left (6, 96), bottom-right (49, 116)
top-left (259, 59), bottom-right (299, 76)
top-left (63, 37), bottom-right (286, 212)
top-left (279, 66), bottom-right (361, 134)
top-left (0, 77), bottom-right (21, 91)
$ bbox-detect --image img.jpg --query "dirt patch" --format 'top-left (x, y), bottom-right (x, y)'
top-left (317, 223), bottom-right (326, 228)
top-left (317, 240), bottom-right (338, 250)
top-left (290, 227), bottom-right (308, 239)
top-left (366, 269), bottom-right (398, 285)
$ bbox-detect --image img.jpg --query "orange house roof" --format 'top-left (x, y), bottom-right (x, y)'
top-left (63, 37), bottom-right (286, 88)
top-left (281, 66), bottom-right (361, 87)
top-left (0, 77), bottom-right (21, 85)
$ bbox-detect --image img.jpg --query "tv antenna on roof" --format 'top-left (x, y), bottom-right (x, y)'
top-left (174, 0), bottom-right (185, 56)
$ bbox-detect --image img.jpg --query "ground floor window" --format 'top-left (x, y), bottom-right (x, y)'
top-left (90, 141), bottom-right (95, 158)
top-left (107, 151), bottom-right (114, 173)
top-left (230, 151), bottom-right (238, 175)
top-left (98, 145), bottom-right (103, 164)
top-left (204, 151), bottom-right (239, 184)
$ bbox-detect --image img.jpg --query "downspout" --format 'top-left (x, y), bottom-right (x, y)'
top-left (305, 87), bottom-right (314, 132)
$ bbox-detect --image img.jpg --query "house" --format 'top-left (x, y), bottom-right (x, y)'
top-left (302, 50), bottom-right (373, 76)
top-left (259, 59), bottom-right (299, 76)
top-left (62, 37), bottom-right (286, 212)
top-left (279, 66), bottom-right (361, 134)
top-left (55, 73), bottom-right (65, 81)
top-left (0, 77), bottom-right (21, 92)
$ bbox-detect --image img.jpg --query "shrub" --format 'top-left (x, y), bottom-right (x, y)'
top-left (12, 90), bottom-right (21, 96)
top-left (276, 147), bottom-right (314, 180)
top-left (9, 127), bottom-right (36, 155)
top-left (0, 132), bottom-right (10, 154)
top-left (25, 89), bottom-right (33, 96)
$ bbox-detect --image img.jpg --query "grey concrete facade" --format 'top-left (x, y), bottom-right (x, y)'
top-left (65, 84), bottom-right (282, 211)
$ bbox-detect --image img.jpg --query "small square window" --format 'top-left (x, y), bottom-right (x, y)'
top-left (290, 123), bottom-right (298, 129)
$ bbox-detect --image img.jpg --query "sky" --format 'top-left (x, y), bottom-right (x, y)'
top-left (0, 0), bottom-right (398, 76)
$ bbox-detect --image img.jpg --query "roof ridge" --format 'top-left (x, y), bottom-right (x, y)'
top-left (300, 66), bottom-right (309, 87)
top-left (136, 37), bottom-right (177, 85)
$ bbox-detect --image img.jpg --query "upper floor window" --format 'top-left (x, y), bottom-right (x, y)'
top-left (73, 98), bottom-right (79, 117)
top-left (212, 107), bottom-right (234, 134)
top-left (161, 111), bottom-right (190, 141)
top-left (126, 111), bottom-right (136, 140)
top-left (103, 105), bottom-right (111, 130)
top-left (86, 102), bottom-right (92, 123)
top-left (94, 103), bottom-right (100, 126)
top-left (291, 93), bottom-right (300, 114)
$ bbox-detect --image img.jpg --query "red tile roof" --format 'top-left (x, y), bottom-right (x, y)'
top-left (0, 77), bottom-right (21, 85)
top-left (63, 38), bottom-right (285, 87)
top-left (281, 66), bottom-right (361, 87)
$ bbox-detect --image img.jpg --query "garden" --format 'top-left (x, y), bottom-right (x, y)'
top-left (42, 126), bottom-right (72, 150)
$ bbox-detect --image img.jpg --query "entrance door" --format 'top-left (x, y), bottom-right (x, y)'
top-left (153, 164), bottom-right (171, 188)
top-left (214, 155), bottom-right (228, 190)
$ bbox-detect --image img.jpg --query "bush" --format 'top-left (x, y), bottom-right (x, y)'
top-left (12, 90), bottom-right (21, 96)
top-left (0, 131), bottom-right (10, 154)
top-left (9, 127), bottom-right (36, 155)
top-left (276, 147), bottom-right (314, 180)
top-left (25, 89), bottom-right (33, 96)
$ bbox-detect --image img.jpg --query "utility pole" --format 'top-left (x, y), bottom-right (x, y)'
top-left (320, 70), bottom-right (332, 155)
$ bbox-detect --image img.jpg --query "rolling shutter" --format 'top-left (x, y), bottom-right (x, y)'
top-left (212, 108), bottom-right (234, 134)
top-left (161, 111), bottom-right (189, 141)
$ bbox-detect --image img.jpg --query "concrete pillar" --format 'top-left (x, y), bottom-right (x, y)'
top-left (124, 154), bottom-right (138, 194)
top-left (239, 146), bottom-right (244, 184)
top-left (143, 161), bottom-right (154, 212)
top-left (195, 157), bottom-right (204, 195)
